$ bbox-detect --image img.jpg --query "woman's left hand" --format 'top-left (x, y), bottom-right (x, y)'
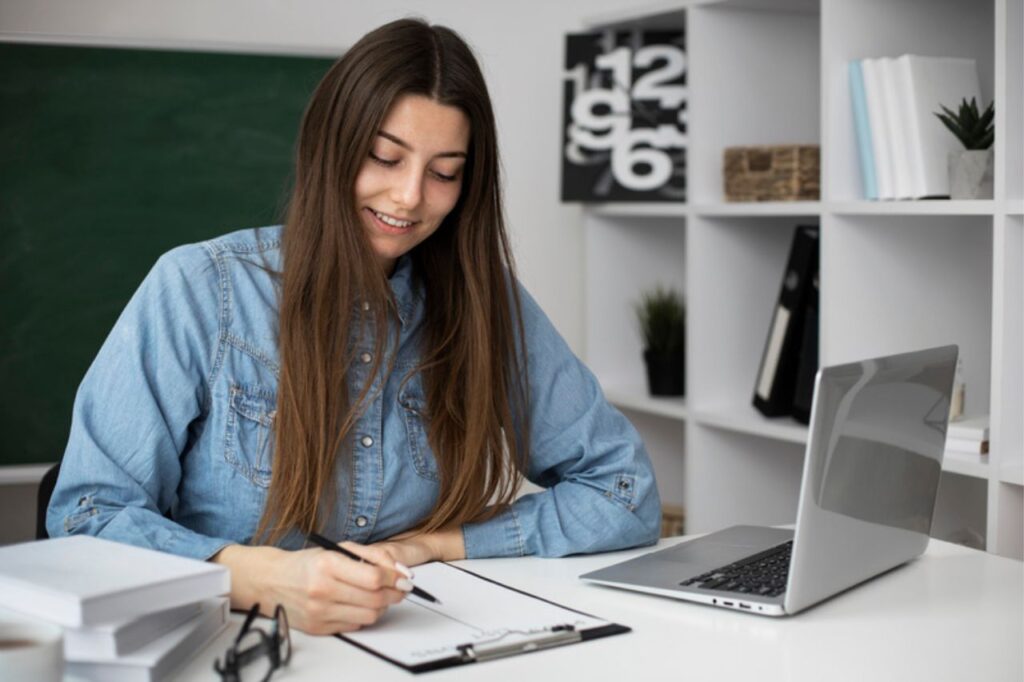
top-left (372, 527), bottom-right (466, 567)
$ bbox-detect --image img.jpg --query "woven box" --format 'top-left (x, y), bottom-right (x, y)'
top-left (723, 145), bottom-right (820, 201)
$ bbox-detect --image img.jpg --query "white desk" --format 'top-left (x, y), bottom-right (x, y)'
top-left (175, 537), bottom-right (1023, 681)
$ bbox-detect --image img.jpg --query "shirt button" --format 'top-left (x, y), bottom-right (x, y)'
top-left (361, 435), bottom-right (374, 447)
top-left (355, 516), bottom-right (368, 527)
top-left (360, 352), bottom-right (372, 364)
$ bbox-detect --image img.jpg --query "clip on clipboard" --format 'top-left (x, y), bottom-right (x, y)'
top-left (338, 562), bottom-right (629, 673)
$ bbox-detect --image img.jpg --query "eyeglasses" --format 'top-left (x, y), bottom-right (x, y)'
top-left (214, 603), bottom-right (292, 682)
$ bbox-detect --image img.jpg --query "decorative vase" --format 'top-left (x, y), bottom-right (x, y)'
top-left (643, 349), bottom-right (685, 397)
top-left (948, 149), bottom-right (994, 199)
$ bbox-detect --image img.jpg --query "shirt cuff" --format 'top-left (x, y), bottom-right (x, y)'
top-left (461, 506), bottom-right (526, 559)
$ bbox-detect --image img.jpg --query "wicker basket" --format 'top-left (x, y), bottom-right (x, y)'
top-left (723, 145), bottom-right (820, 202)
top-left (660, 504), bottom-right (685, 538)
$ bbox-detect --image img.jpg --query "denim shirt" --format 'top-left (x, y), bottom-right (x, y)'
top-left (47, 226), bottom-right (660, 561)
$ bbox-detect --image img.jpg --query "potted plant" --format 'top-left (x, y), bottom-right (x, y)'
top-left (635, 286), bottom-right (685, 396)
top-left (935, 97), bottom-right (994, 199)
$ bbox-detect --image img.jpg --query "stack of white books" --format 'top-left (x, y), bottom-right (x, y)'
top-left (848, 54), bottom-right (983, 200)
top-left (0, 535), bottom-right (230, 682)
top-left (945, 415), bottom-right (990, 457)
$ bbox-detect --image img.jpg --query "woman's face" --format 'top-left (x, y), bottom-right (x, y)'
top-left (355, 94), bottom-right (470, 274)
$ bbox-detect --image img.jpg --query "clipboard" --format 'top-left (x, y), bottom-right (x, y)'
top-left (337, 562), bottom-right (629, 673)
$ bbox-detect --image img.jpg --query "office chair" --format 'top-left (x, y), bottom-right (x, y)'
top-left (35, 461), bottom-right (62, 540)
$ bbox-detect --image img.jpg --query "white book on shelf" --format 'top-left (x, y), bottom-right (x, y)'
top-left (66, 597), bottom-right (229, 682)
top-left (947, 414), bottom-right (990, 441)
top-left (879, 56), bottom-right (914, 199)
top-left (64, 602), bottom-right (201, 660)
top-left (945, 436), bottom-right (989, 455)
top-left (896, 54), bottom-right (982, 198)
top-left (0, 535), bottom-right (230, 628)
top-left (861, 58), bottom-right (895, 199)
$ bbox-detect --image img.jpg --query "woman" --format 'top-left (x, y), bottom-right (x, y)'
top-left (48, 18), bottom-right (660, 635)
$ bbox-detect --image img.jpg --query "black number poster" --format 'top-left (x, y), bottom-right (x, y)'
top-left (561, 30), bottom-right (687, 202)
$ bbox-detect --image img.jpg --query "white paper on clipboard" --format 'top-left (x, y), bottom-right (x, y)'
top-left (340, 561), bottom-right (624, 670)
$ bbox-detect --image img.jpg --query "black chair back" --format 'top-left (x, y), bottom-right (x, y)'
top-left (35, 461), bottom-right (62, 540)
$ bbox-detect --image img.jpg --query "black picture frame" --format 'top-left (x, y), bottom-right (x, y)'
top-left (561, 29), bottom-right (687, 202)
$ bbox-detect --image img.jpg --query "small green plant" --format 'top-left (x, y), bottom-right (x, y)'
top-left (935, 97), bottom-right (994, 150)
top-left (635, 286), bottom-right (685, 355)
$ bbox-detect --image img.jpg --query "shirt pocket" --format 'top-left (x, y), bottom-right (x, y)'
top-left (397, 380), bottom-right (440, 482)
top-left (224, 383), bottom-right (276, 488)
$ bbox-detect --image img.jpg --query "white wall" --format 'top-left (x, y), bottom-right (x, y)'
top-left (0, 0), bottom-right (651, 352)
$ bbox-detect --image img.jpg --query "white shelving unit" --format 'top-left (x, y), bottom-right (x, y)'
top-left (581, 0), bottom-right (1023, 558)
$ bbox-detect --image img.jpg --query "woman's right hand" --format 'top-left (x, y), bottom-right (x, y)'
top-left (211, 543), bottom-right (412, 635)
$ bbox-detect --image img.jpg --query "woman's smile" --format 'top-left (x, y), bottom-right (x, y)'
top-left (365, 207), bottom-right (419, 234)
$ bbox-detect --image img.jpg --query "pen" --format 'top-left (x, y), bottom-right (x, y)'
top-left (305, 532), bottom-right (441, 604)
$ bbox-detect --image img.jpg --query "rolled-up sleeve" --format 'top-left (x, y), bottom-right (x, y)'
top-left (47, 244), bottom-right (234, 561)
top-left (463, 283), bottom-right (661, 558)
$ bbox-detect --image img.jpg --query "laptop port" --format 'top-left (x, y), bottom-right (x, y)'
top-left (739, 603), bottom-right (751, 610)
top-left (722, 601), bottom-right (734, 606)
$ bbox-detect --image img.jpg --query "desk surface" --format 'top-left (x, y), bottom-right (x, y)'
top-left (175, 537), bottom-right (1023, 682)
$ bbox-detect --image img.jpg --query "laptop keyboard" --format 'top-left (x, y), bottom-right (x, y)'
top-left (680, 540), bottom-right (793, 598)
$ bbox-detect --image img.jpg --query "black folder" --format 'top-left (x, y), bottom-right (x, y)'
top-left (753, 225), bottom-right (819, 418)
top-left (791, 265), bottom-right (819, 424)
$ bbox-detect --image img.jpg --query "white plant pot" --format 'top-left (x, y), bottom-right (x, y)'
top-left (948, 149), bottom-right (994, 199)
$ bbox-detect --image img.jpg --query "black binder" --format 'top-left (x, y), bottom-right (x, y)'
top-left (753, 225), bottom-right (819, 418)
top-left (791, 266), bottom-right (819, 424)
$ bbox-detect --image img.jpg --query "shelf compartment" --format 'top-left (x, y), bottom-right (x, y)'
top-left (688, 4), bottom-right (819, 204)
top-left (685, 426), bottom-right (804, 533)
top-left (829, 201), bottom-right (997, 216)
top-left (691, 405), bottom-right (808, 445)
top-left (584, 214), bottom-right (686, 393)
top-left (822, 0), bottom-right (995, 202)
top-left (688, 216), bottom-right (818, 410)
top-left (604, 386), bottom-right (687, 421)
top-left (821, 214), bottom-right (993, 420)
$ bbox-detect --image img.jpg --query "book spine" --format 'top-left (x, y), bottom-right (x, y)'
top-left (861, 58), bottom-right (894, 199)
top-left (0, 577), bottom-right (82, 627)
top-left (64, 602), bottom-right (201, 659)
top-left (879, 56), bottom-right (912, 199)
top-left (848, 60), bottom-right (878, 199)
top-left (897, 55), bottom-right (928, 198)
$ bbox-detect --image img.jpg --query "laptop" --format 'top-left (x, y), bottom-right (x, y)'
top-left (581, 345), bottom-right (958, 617)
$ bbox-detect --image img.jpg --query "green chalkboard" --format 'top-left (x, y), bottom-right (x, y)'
top-left (0, 43), bottom-right (335, 466)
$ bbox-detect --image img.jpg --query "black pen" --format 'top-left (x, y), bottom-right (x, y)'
top-left (305, 532), bottom-right (441, 604)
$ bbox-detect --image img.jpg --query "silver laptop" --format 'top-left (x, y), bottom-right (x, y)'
top-left (581, 345), bottom-right (958, 616)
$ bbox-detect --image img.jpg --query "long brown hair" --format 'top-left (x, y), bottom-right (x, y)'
top-left (257, 18), bottom-right (529, 543)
